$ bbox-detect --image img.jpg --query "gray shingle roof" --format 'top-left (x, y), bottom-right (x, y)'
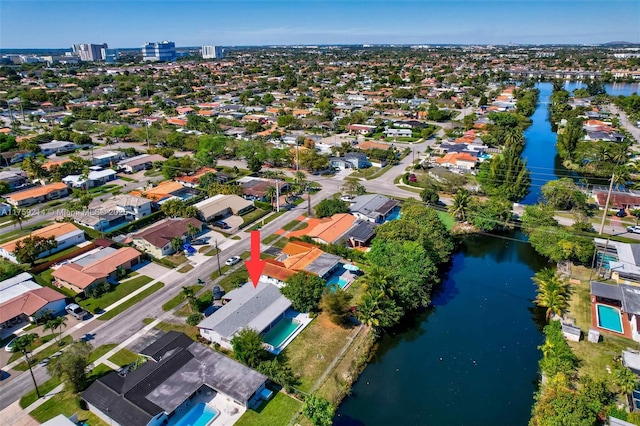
top-left (197, 281), bottom-right (291, 338)
top-left (349, 194), bottom-right (399, 220)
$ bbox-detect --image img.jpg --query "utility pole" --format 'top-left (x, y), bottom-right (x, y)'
top-left (214, 239), bottom-right (221, 276)
top-left (275, 180), bottom-right (280, 213)
top-left (598, 173), bottom-right (615, 236)
top-left (307, 184), bottom-right (311, 216)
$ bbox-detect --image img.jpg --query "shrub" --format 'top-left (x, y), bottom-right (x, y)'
top-left (186, 313), bottom-right (204, 326)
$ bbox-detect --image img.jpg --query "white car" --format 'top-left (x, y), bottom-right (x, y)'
top-left (628, 226), bottom-right (640, 234)
top-left (4, 337), bottom-right (18, 352)
top-left (225, 256), bottom-right (242, 266)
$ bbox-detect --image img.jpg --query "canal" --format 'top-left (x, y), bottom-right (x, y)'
top-left (336, 233), bottom-right (549, 425)
top-left (335, 82), bottom-right (640, 425)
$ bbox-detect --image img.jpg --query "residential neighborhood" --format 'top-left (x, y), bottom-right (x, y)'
top-left (0, 20), bottom-right (640, 426)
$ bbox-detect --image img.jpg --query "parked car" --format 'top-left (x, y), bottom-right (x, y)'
top-left (4, 336), bottom-right (18, 352)
top-left (616, 209), bottom-right (627, 217)
top-left (213, 285), bottom-right (223, 300)
top-left (39, 357), bottom-right (50, 366)
top-left (340, 195), bottom-right (355, 202)
top-left (65, 303), bottom-right (88, 320)
top-left (627, 225), bottom-right (640, 234)
top-left (225, 256), bottom-right (241, 266)
top-left (213, 221), bottom-right (231, 230)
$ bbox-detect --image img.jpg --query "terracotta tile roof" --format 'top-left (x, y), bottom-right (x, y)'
top-left (308, 213), bottom-right (357, 244)
top-left (0, 222), bottom-right (81, 254)
top-left (43, 158), bottom-right (72, 170)
top-left (167, 118), bottom-right (187, 126)
top-left (129, 180), bottom-right (185, 201)
top-left (281, 241), bottom-right (325, 272)
top-left (356, 141), bottom-right (393, 151)
top-left (52, 247), bottom-right (141, 289)
top-left (175, 167), bottom-right (217, 185)
top-left (0, 287), bottom-right (66, 323)
top-left (6, 182), bottom-right (68, 202)
top-left (263, 259), bottom-right (296, 282)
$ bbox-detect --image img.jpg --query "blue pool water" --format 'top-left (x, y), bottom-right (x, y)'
top-left (597, 304), bottom-right (624, 333)
top-left (171, 403), bottom-right (218, 426)
top-left (327, 275), bottom-right (348, 289)
top-left (385, 208), bottom-right (401, 222)
top-left (263, 318), bottom-right (300, 348)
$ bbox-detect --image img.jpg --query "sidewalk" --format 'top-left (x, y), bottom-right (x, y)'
top-left (2, 267), bottom-right (179, 372)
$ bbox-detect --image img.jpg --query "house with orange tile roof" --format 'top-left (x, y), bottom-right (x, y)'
top-left (0, 222), bottom-right (85, 264)
top-left (129, 180), bottom-right (191, 204)
top-left (435, 152), bottom-right (478, 171)
top-left (307, 213), bottom-right (358, 245)
top-left (0, 286), bottom-right (67, 327)
top-left (167, 117), bottom-right (187, 126)
top-left (5, 182), bottom-right (69, 207)
top-left (43, 158), bottom-right (72, 171)
top-left (356, 140), bottom-right (394, 151)
top-left (52, 246), bottom-right (142, 294)
top-left (260, 240), bottom-right (342, 286)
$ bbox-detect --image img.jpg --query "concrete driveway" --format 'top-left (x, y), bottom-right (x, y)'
top-left (132, 261), bottom-right (171, 279)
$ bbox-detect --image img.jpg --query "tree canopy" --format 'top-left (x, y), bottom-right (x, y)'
top-left (281, 271), bottom-right (326, 312)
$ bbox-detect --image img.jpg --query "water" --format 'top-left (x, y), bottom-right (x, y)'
top-left (564, 82), bottom-right (640, 97)
top-left (520, 82), bottom-right (639, 205)
top-left (596, 304), bottom-right (623, 333)
top-left (336, 232), bottom-right (549, 426)
top-left (170, 402), bottom-right (218, 426)
top-left (262, 318), bottom-right (300, 348)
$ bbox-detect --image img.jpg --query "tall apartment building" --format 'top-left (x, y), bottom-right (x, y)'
top-left (102, 48), bottom-right (120, 64)
top-left (73, 43), bottom-right (108, 61)
top-left (142, 41), bottom-right (176, 62)
top-left (202, 45), bottom-right (224, 59)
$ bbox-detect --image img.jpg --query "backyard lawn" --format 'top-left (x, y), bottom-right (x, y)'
top-left (108, 348), bottom-right (138, 367)
top-left (281, 313), bottom-right (354, 392)
top-left (235, 392), bottom-right (302, 426)
top-left (79, 276), bottom-right (152, 314)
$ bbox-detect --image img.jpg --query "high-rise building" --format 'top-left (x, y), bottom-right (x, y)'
top-left (73, 43), bottom-right (108, 61)
top-left (201, 45), bottom-right (224, 59)
top-left (142, 41), bottom-right (176, 62)
top-left (102, 48), bottom-right (120, 64)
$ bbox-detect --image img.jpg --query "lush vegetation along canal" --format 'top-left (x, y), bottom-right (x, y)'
top-left (336, 233), bottom-right (549, 425)
top-left (521, 82), bottom-right (639, 205)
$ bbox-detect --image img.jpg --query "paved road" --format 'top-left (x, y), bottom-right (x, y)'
top-left (610, 104), bottom-right (640, 145)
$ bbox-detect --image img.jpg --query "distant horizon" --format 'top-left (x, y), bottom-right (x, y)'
top-left (2, 1), bottom-right (639, 49)
top-left (1, 41), bottom-right (639, 52)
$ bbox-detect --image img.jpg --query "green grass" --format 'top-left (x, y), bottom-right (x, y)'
top-left (261, 210), bottom-right (287, 225)
top-left (0, 220), bottom-right (51, 244)
top-left (436, 210), bottom-right (455, 230)
top-left (282, 313), bottom-right (352, 392)
top-left (282, 220), bottom-right (300, 231)
top-left (88, 344), bottom-right (118, 363)
top-left (142, 319), bottom-right (200, 341)
top-left (263, 234), bottom-right (279, 244)
top-left (118, 176), bottom-right (137, 182)
top-left (162, 285), bottom-right (203, 311)
top-left (79, 275), bottom-right (153, 314)
top-left (98, 282), bottom-right (164, 321)
top-left (273, 238), bottom-right (289, 249)
top-left (35, 245), bottom-right (85, 264)
top-left (30, 382), bottom-right (110, 425)
top-left (215, 268), bottom-right (249, 293)
top-left (13, 335), bottom-right (74, 370)
top-left (241, 208), bottom-right (270, 227)
top-left (108, 348), bottom-right (138, 367)
top-left (177, 264), bottom-right (194, 273)
top-left (19, 376), bottom-right (61, 408)
top-left (235, 392), bottom-right (302, 426)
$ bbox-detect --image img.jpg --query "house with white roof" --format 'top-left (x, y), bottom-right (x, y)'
top-left (62, 168), bottom-right (117, 189)
top-left (39, 140), bottom-right (78, 156)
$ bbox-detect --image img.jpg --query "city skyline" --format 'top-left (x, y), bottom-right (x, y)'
top-left (1, 0), bottom-right (639, 49)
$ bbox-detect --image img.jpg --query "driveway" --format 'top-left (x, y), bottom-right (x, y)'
top-left (131, 261), bottom-right (171, 279)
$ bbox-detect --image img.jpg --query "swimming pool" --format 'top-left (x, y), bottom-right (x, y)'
top-left (596, 304), bottom-right (624, 334)
top-left (170, 402), bottom-right (218, 426)
top-left (263, 318), bottom-right (300, 348)
top-left (384, 208), bottom-right (401, 222)
top-left (326, 275), bottom-right (348, 289)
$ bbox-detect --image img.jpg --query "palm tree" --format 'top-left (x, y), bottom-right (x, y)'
top-left (356, 290), bottom-right (385, 327)
top-left (9, 207), bottom-right (30, 230)
top-left (613, 363), bottom-right (638, 409)
top-left (532, 268), bottom-right (570, 321)
top-left (264, 185), bottom-right (277, 209)
top-left (503, 128), bottom-right (524, 151)
top-left (43, 319), bottom-right (57, 340)
top-left (11, 334), bottom-right (40, 397)
top-left (361, 266), bottom-right (395, 298)
top-left (182, 286), bottom-right (196, 312)
top-left (187, 223), bottom-right (200, 240)
top-left (47, 316), bottom-right (67, 343)
top-left (449, 189), bottom-right (471, 221)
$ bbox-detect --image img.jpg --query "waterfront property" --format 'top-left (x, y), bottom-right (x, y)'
top-left (589, 281), bottom-right (640, 340)
top-left (197, 281), bottom-right (298, 351)
top-left (594, 238), bottom-right (640, 285)
top-left (348, 194), bottom-right (400, 223)
top-left (0, 222), bottom-right (85, 264)
top-left (82, 331), bottom-right (268, 426)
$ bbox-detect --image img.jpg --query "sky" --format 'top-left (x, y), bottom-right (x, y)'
top-left (1, 0), bottom-right (639, 48)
